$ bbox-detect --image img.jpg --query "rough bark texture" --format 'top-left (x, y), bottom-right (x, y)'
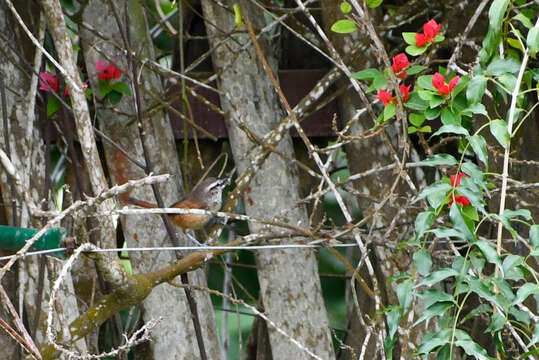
top-left (40, 0), bottom-right (127, 288)
top-left (80, 1), bottom-right (223, 359)
top-left (201, 1), bottom-right (335, 359)
top-left (0, 2), bottom-right (86, 356)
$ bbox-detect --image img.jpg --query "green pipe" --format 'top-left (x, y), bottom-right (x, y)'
top-left (0, 225), bottom-right (67, 259)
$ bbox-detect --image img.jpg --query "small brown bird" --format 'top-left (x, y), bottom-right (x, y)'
top-left (123, 177), bottom-right (230, 230)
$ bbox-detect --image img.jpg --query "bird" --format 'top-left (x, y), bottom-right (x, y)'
top-left (122, 177), bottom-right (230, 245)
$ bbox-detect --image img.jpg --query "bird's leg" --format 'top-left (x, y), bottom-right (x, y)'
top-left (185, 230), bottom-right (207, 247)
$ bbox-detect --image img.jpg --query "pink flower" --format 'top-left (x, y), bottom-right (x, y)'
top-left (376, 89), bottom-right (393, 106)
top-left (97, 60), bottom-right (122, 80)
top-left (415, 33), bottom-right (428, 47)
top-left (449, 195), bottom-right (471, 207)
top-left (423, 19), bottom-right (441, 41)
top-left (432, 72), bottom-right (459, 96)
top-left (399, 84), bottom-right (411, 101)
top-left (39, 72), bottom-right (59, 92)
top-left (392, 53), bottom-right (409, 79)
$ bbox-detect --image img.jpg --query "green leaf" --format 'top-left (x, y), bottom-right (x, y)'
top-left (402, 32), bottom-right (417, 45)
top-left (486, 58), bottom-right (521, 76)
top-left (46, 96), bottom-right (62, 117)
top-left (366, 0), bottom-right (383, 8)
top-left (489, 119), bottom-right (510, 148)
top-left (404, 92), bottom-right (428, 111)
top-left (461, 204), bottom-right (479, 221)
top-left (512, 13), bottom-right (532, 29)
top-left (468, 135), bottom-right (488, 166)
top-left (489, 0), bottom-right (510, 35)
top-left (429, 227), bottom-right (469, 242)
top-left (350, 68), bottom-right (382, 80)
top-left (503, 208), bottom-right (532, 220)
top-left (530, 225), bottom-right (539, 250)
top-left (498, 73), bottom-right (517, 93)
top-left (417, 329), bottom-right (451, 355)
top-left (418, 268), bottom-right (459, 287)
top-left (470, 252), bottom-right (486, 273)
top-left (507, 38), bottom-right (524, 51)
top-left (98, 79), bottom-right (112, 97)
top-left (419, 154), bottom-right (457, 167)
top-left (413, 301), bottom-right (453, 326)
top-left (407, 126), bottom-right (417, 134)
top-left (111, 81), bottom-right (131, 96)
top-left (462, 103), bottom-right (487, 116)
top-left (425, 107), bottom-right (440, 120)
top-left (107, 90), bottom-right (123, 105)
top-left (432, 124), bottom-right (469, 137)
top-left (371, 74), bottom-right (387, 91)
top-left (526, 25), bottom-right (539, 57)
top-left (459, 177), bottom-right (487, 215)
top-left (414, 249), bottom-right (432, 276)
top-left (409, 113), bottom-right (425, 127)
top-left (502, 254), bottom-right (524, 281)
top-left (429, 95), bottom-right (445, 109)
top-left (406, 65), bottom-right (427, 75)
top-left (405, 44), bottom-right (428, 56)
top-left (417, 75), bottom-right (437, 92)
top-left (414, 182), bottom-right (452, 209)
top-left (434, 34), bottom-right (445, 43)
top-left (454, 339), bottom-right (492, 360)
top-left (466, 75), bottom-right (487, 104)
top-left (513, 283), bottom-right (539, 305)
top-left (485, 313), bottom-right (506, 333)
top-left (233, 3), bottom-right (243, 28)
top-left (383, 103), bottom-right (395, 121)
top-left (331, 19), bottom-right (357, 34)
top-left (415, 210), bottom-right (435, 240)
top-left (418, 125), bottom-right (431, 133)
top-left (529, 323), bottom-right (539, 347)
top-left (418, 289), bottom-right (455, 308)
top-left (465, 277), bottom-right (498, 305)
top-left (340, 1), bottom-right (352, 14)
top-left (449, 203), bottom-right (475, 242)
top-left (396, 279), bottom-right (414, 312)
top-left (475, 240), bottom-right (503, 270)
top-left (435, 345), bottom-right (451, 360)
top-left (417, 89), bottom-right (434, 101)
top-left (494, 214), bottom-right (517, 239)
top-left (441, 107), bottom-right (459, 125)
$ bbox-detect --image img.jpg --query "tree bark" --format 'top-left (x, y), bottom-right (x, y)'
top-left (201, 1), bottom-right (335, 359)
top-left (0, 1), bottom-right (86, 356)
top-left (80, 1), bottom-right (223, 359)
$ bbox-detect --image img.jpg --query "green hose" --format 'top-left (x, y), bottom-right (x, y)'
top-left (0, 225), bottom-right (67, 259)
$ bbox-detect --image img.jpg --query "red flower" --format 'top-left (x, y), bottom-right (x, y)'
top-left (450, 173), bottom-right (468, 187)
top-left (399, 84), bottom-right (411, 101)
top-left (415, 33), bottom-right (428, 47)
top-left (376, 89), bottom-right (393, 106)
top-left (423, 19), bottom-right (441, 41)
top-left (392, 53), bottom-right (409, 79)
top-left (432, 72), bottom-right (459, 96)
top-left (449, 76), bottom-right (460, 91)
top-left (39, 72), bottom-right (59, 92)
top-left (63, 82), bottom-right (88, 96)
top-left (97, 60), bottom-right (122, 80)
top-left (449, 195), bottom-right (471, 207)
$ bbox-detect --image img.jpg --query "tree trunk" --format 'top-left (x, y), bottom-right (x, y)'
top-left (80, 1), bottom-right (223, 358)
top-left (201, 1), bottom-right (335, 359)
top-left (0, 1), bottom-right (86, 356)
